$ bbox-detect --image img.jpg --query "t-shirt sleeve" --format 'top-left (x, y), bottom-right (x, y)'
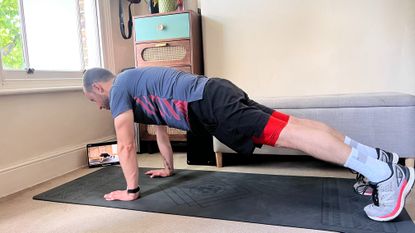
top-left (109, 85), bottom-right (132, 119)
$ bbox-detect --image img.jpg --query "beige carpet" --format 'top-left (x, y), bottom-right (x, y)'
top-left (0, 153), bottom-right (414, 233)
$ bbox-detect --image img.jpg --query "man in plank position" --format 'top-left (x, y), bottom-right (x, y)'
top-left (83, 67), bottom-right (414, 222)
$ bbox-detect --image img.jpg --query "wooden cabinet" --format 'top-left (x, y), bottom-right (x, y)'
top-left (133, 10), bottom-right (203, 147)
top-left (135, 40), bottom-right (192, 67)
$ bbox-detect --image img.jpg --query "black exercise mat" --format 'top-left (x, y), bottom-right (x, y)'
top-left (33, 166), bottom-right (415, 233)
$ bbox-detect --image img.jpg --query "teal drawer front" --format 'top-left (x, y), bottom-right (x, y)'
top-left (135, 13), bottom-right (190, 42)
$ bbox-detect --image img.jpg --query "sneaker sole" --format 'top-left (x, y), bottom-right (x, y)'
top-left (368, 166), bottom-right (415, 222)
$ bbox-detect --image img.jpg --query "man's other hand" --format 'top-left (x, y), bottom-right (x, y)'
top-left (104, 190), bottom-right (139, 201)
top-left (145, 169), bottom-right (173, 178)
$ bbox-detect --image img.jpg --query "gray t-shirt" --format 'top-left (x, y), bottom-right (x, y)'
top-left (109, 67), bottom-right (208, 130)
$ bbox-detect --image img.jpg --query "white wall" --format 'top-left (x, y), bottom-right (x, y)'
top-left (0, 90), bottom-right (115, 197)
top-left (201, 0), bottom-right (415, 97)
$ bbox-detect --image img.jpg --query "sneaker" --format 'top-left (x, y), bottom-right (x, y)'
top-left (364, 163), bottom-right (415, 222)
top-left (353, 148), bottom-right (399, 196)
top-left (376, 148), bottom-right (400, 164)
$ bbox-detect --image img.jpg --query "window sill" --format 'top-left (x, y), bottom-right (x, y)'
top-left (0, 85), bottom-right (83, 96)
top-left (0, 76), bottom-right (84, 96)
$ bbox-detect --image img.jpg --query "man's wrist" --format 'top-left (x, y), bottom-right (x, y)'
top-left (164, 168), bottom-right (174, 175)
top-left (126, 186), bottom-right (140, 194)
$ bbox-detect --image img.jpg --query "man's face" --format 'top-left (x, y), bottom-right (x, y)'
top-left (84, 89), bottom-right (110, 110)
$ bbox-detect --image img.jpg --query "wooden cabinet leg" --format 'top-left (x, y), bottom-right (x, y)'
top-left (405, 158), bottom-right (415, 168)
top-left (215, 152), bottom-right (223, 168)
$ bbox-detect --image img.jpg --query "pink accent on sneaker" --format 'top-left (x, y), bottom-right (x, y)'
top-left (363, 191), bottom-right (372, 196)
top-left (379, 179), bottom-right (408, 219)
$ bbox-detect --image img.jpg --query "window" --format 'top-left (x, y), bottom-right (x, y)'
top-left (0, 0), bottom-right (102, 88)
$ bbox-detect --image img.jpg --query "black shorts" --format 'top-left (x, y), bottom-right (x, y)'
top-left (188, 78), bottom-right (275, 154)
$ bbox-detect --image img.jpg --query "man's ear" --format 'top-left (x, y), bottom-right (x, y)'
top-left (92, 82), bottom-right (104, 94)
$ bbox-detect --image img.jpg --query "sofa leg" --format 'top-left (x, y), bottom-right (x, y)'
top-left (215, 152), bottom-right (223, 168)
top-left (405, 158), bottom-right (414, 168)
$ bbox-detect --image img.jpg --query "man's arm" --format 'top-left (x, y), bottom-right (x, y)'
top-left (145, 125), bottom-right (174, 178)
top-left (103, 110), bottom-right (139, 201)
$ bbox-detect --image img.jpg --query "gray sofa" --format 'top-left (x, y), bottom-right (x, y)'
top-left (213, 92), bottom-right (415, 167)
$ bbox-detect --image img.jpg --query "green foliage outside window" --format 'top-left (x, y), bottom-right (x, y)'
top-left (0, 0), bottom-right (24, 69)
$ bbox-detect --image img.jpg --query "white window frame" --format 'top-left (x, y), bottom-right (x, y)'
top-left (0, 0), bottom-right (113, 91)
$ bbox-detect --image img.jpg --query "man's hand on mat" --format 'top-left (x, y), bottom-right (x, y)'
top-left (104, 190), bottom-right (139, 201)
top-left (145, 169), bottom-right (173, 178)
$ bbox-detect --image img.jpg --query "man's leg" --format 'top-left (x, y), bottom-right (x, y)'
top-left (291, 117), bottom-right (401, 195)
top-left (276, 117), bottom-right (350, 163)
top-left (293, 117), bottom-right (345, 142)
top-left (278, 116), bottom-right (397, 163)
top-left (244, 99), bottom-right (345, 142)
top-left (277, 117), bottom-right (389, 179)
top-left (244, 97), bottom-right (399, 167)
top-left (216, 92), bottom-right (412, 221)
top-left (250, 107), bottom-right (391, 169)
top-left (273, 116), bottom-right (414, 221)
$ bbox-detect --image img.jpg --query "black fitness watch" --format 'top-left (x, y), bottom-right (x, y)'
top-left (127, 186), bottom-right (140, 194)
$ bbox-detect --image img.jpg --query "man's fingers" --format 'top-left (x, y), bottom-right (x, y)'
top-left (106, 190), bottom-right (126, 200)
top-left (103, 189), bottom-right (140, 202)
top-left (145, 169), bottom-right (172, 178)
top-left (104, 190), bottom-right (136, 201)
top-left (145, 170), bottom-right (162, 178)
top-left (104, 191), bottom-right (118, 201)
top-left (145, 170), bottom-right (158, 175)
top-left (150, 172), bottom-right (159, 178)
top-left (104, 193), bottom-right (114, 201)
top-left (112, 191), bottom-right (122, 199)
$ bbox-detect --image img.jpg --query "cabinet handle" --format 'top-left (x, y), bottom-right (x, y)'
top-left (157, 24), bottom-right (165, 31)
top-left (155, 43), bottom-right (168, 47)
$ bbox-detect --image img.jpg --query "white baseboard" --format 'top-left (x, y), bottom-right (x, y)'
top-left (0, 136), bottom-right (115, 198)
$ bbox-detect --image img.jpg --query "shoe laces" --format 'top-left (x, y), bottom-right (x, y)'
top-left (356, 173), bottom-right (365, 183)
top-left (355, 173), bottom-right (371, 194)
top-left (370, 181), bottom-right (394, 207)
top-left (370, 184), bottom-right (379, 206)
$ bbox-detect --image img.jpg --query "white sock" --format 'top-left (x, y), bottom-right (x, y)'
top-left (344, 148), bottom-right (391, 183)
top-left (344, 136), bottom-right (378, 159)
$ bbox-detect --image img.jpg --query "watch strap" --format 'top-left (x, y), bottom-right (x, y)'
top-left (127, 186), bottom-right (140, 194)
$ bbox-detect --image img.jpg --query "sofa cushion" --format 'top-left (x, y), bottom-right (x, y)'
top-left (256, 92), bottom-right (415, 109)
